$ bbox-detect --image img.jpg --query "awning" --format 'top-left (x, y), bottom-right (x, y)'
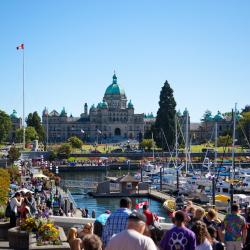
top-left (17, 188), bottom-right (34, 194)
top-left (32, 173), bottom-right (49, 179)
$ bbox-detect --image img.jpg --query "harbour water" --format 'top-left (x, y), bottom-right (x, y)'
top-left (60, 170), bottom-right (168, 220)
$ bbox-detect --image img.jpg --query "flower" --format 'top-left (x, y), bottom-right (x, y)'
top-left (38, 223), bottom-right (59, 242)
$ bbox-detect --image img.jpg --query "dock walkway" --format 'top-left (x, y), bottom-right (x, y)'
top-left (149, 189), bottom-right (225, 221)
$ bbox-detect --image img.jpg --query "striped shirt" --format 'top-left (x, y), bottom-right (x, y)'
top-left (102, 208), bottom-right (131, 247)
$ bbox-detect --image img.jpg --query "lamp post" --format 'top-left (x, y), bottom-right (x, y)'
top-left (127, 160), bottom-right (130, 173)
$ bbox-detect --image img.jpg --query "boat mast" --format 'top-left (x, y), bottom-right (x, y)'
top-left (175, 114), bottom-right (180, 191)
top-left (175, 114), bottom-right (178, 168)
top-left (152, 132), bottom-right (155, 162)
top-left (185, 109), bottom-right (189, 174)
top-left (214, 122), bottom-right (218, 171)
top-left (232, 103), bottom-right (237, 178)
top-left (230, 103), bottom-right (237, 208)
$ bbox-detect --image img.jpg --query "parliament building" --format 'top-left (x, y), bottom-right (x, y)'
top-left (42, 74), bottom-right (153, 143)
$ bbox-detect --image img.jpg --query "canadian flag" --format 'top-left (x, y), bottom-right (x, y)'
top-left (135, 201), bottom-right (148, 209)
top-left (16, 43), bottom-right (24, 50)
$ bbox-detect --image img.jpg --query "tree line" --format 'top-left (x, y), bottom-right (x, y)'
top-left (1, 81), bottom-right (250, 150)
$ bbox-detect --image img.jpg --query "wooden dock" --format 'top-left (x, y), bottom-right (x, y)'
top-left (149, 189), bottom-right (225, 220)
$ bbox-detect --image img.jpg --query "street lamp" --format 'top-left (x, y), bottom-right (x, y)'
top-left (127, 160), bottom-right (130, 173)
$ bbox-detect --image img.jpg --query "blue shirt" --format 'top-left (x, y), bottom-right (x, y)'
top-left (102, 208), bottom-right (131, 247)
top-left (96, 213), bottom-right (110, 225)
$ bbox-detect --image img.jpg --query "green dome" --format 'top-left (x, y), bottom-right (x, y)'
top-left (60, 107), bottom-right (67, 117)
top-left (97, 102), bottom-right (102, 109)
top-left (10, 109), bottom-right (17, 119)
top-left (213, 111), bottom-right (223, 121)
top-left (90, 104), bottom-right (96, 111)
top-left (128, 100), bottom-right (134, 109)
top-left (101, 101), bottom-right (108, 109)
top-left (105, 74), bottom-right (125, 96)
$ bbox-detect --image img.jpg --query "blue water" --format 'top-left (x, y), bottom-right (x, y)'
top-left (60, 171), bottom-right (168, 220)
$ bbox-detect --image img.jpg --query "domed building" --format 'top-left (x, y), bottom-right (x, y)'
top-left (42, 74), bottom-right (145, 143)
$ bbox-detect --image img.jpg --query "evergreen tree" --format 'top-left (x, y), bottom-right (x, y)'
top-left (0, 110), bottom-right (12, 143)
top-left (154, 80), bottom-right (176, 149)
top-left (26, 112), bottom-right (45, 141)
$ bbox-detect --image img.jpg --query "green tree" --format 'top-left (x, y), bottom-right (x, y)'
top-left (48, 150), bottom-right (57, 161)
top-left (0, 110), bottom-right (12, 143)
top-left (16, 126), bottom-right (38, 143)
top-left (26, 112), bottom-right (45, 142)
top-left (201, 110), bottom-right (213, 122)
top-left (139, 139), bottom-right (154, 151)
top-left (242, 105), bottom-right (250, 113)
top-left (238, 110), bottom-right (250, 146)
top-left (67, 136), bottom-right (83, 149)
top-left (8, 146), bottom-right (21, 163)
top-left (217, 135), bottom-right (233, 147)
top-left (0, 169), bottom-right (10, 206)
top-left (57, 143), bottom-right (72, 158)
top-left (8, 166), bottom-right (20, 183)
top-left (154, 80), bottom-right (176, 149)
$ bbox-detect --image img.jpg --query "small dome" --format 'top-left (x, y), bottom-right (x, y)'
top-left (214, 111), bottom-right (223, 121)
top-left (183, 108), bottom-right (189, 115)
top-left (97, 102), bottom-right (102, 109)
top-left (128, 100), bottom-right (134, 109)
top-left (10, 109), bottom-right (17, 119)
top-left (90, 104), bottom-right (96, 111)
top-left (101, 101), bottom-right (108, 109)
top-left (60, 107), bottom-right (67, 117)
top-left (105, 74), bottom-right (125, 96)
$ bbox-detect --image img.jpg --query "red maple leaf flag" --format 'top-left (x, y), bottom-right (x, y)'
top-left (16, 44), bottom-right (24, 50)
top-left (135, 201), bottom-right (149, 209)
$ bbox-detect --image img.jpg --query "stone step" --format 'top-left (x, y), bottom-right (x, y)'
top-left (0, 241), bottom-right (13, 250)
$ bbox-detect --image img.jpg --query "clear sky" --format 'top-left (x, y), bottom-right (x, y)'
top-left (1, 0), bottom-right (250, 122)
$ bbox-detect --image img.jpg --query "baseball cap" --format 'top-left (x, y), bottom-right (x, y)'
top-left (128, 211), bottom-right (146, 223)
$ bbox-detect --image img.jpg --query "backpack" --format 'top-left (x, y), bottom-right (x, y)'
top-left (5, 201), bottom-right (11, 218)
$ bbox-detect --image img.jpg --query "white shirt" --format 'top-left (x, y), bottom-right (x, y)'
top-left (197, 239), bottom-right (213, 250)
top-left (10, 197), bottom-right (22, 212)
top-left (106, 229), bottom-right (157, 250)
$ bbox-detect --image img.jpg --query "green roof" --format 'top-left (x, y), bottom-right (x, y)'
top-left (60, 107), bottom-right (67, 117)
top-left (10, 109), bottom-right (17, 119)
top-left (128, 100), bottom-right (134, 109)
top-left (213, 111), bottom-right (223, 121)
top-left (105, 74), bottom-right (125, 96)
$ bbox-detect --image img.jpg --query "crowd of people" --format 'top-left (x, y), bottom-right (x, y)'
top-left (65, 197), bottom-right (250, 250)
top-left (6, 161), bottom-right (250, 250)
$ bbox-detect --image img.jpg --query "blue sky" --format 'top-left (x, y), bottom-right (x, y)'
top-left (1, 1), bottom-right (250, 122)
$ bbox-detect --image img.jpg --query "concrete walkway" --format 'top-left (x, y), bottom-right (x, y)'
top-left (0, 241), bottom-right (13, 250)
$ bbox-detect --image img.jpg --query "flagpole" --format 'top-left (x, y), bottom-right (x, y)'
top-left (46, 111), bottom-right (49, 146)
top-left (22, 46), bottom-right (25, 149)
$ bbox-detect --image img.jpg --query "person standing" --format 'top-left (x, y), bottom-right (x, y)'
top-left (9, 192), bottom-right (22, 227)
top-left (106, 211), bottom-right (157, 250)
top-left (102, 197), bottom-right (132, 247)
top-left (94, 210), bottom-right (111, 237)
top-left (142, 204), bottom-right (154, 226)
top-left (191, 221), bottom-right (212, 250)
top-left (160, 211), bottom-right (196, 250)
top-left (220, 204), bottom-right (247, 250)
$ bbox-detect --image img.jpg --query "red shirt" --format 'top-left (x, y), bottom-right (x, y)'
top-left (143, 209), bottom-right (154, 225)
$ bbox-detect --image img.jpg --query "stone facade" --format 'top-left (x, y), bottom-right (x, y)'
top-left (190, 111), bottom-right (233, 144)
top-left (42, 74), bottom-right (148, 143)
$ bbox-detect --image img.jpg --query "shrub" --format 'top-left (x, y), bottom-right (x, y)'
top-left (0, 169), bottom-right (10, 206)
